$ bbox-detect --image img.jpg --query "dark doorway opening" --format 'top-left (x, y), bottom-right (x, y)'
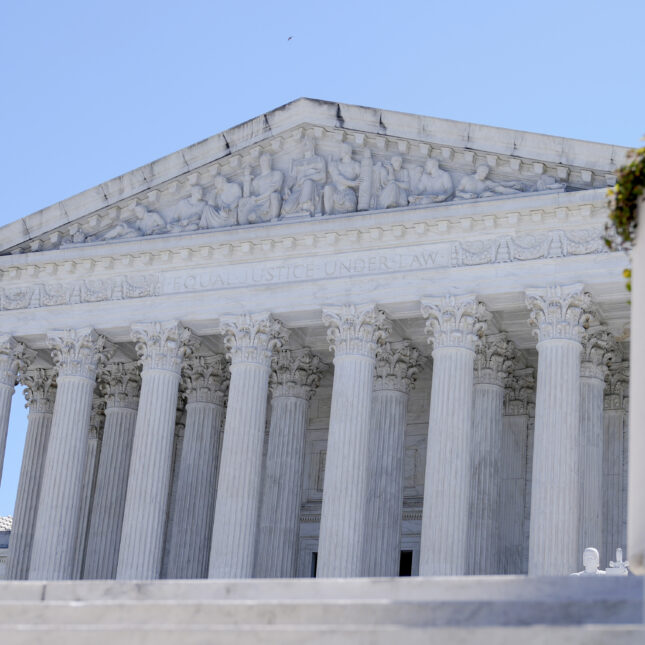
top-left (311, 551), bottom-right (318, 577)
top-left (399, 550), bottom-right (413, 576)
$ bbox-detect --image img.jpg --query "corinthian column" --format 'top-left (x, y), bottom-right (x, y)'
top-left (6, 369), bottom-right (56, 580)
top-left (317, 304), bottom-right (391, 578)
top-left (29, 328), bottom-right (108, 580)
top-left (117, 321), bottom-right (191, 580)
top-left (209, 313), bottom-right (287, 579)
top-left (364, 341), bottom-right (423, 577)
top-left (467, 333), bottom-right (514, 575)
top-left (419, 295), bottom-right (487, 576)
top-left (525, 284), bottom-right (591, 575)
top-left (579, 328), bottom-right (613, 559)
top-left (0, 335), bottom-right (33, 484)
top-left (84, 362), bottom-right (140, 579)
top-left (167, 354), bottom-right (229, 579)
top-left (256, 348), bottom-right (325, 578)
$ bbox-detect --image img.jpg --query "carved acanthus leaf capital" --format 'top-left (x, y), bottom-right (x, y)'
top-left (270, 348), bottom-right (326, 400)
top-left (100, 361), bottom-right (141, 410)
top-left (420, 294), bottom-right (488, 351)
top-left (47, 327), bottom-right (111, 380)
top-left (20, 368), bottom-right (57, 414)
top-left (89, 395), bottom-right (106, 441)
top-left (525, 284), bottom-right (593, 344)
top-left (181, 353), bottom-right (230, 405)
top-left (220, 313), bottom-right (288, 367)
top-left (0, 335), bottom-right (35, 387)
top-left (504, 363), bottom-right (535, 416)
top-left (580, 326), bottom-right (617, 381)
top-left (131, 321), bottom-right (193, 374)
top-left (374, 341), bottom-right (424, 393)
top-left (474, 333), bottom-right (515, 386)
top-left (604, 360), bottom-right (629, 410)
top-left (322, 304), bottom-right (391, 358)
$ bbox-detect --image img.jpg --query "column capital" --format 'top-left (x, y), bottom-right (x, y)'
top-left (604, 360), bottom-right (629, 410)
top-left (131, 321), bottom-right (192, 374)
top-left (374, 341), bottom-right (424, 393)
top-left (270, 348), bottom-right (326, 400)
top-left (100, 361), bottom-right (141, 410)
top-left (322, 304), bottom-right (391, 358)
top-left (220, 313), bottom-right (288, 367)
top-left (581, 326), bottom-right (617, 381)
top-left (420, 294), bottom-right (488, 351)
top-left (47, 328), bottom-right (111, 380)
top-left (525, 283), bottom-right (593, 344)
top-left (181, 354), bottom-right (229, 405)
top-left (474, 333), bottom-right (515, 387)
top-left (20, 368), bottom-right (57, 414)
top-left (89, 395), bottom-right (106, 441)
top-left (504, 363), bottom-right (535, 416)
top-left (0, 335), bottom-right (35, 387)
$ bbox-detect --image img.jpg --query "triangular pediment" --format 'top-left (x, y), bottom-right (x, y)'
top-left (0, 98), bottom-right (628, 256)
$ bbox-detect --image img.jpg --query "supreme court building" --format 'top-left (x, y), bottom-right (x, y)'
top-left (0, 99), bottom-right (631, 582)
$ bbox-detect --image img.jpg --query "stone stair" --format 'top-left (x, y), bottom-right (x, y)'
top-left (0, 576), bottom-right (642, 644)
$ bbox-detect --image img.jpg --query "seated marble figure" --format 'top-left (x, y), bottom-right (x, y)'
top-left (323, 144), bottom-right (361, 215)
top-left (456, 164), bottom-right (522, 200)
top-left (282, 136), bottom-right (326, 217)
top-left (237, 154), bottom-right (284, 225)
top-left (168, 187), bottom-right (205, 232)
top-left (200, 172), bottom-right (242, 229)
top-left (375, 156), bottom-right (409, 210)
top-left (408, 158), bottom-right (454, 204)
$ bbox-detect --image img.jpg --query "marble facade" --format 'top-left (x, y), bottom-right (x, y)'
top-left (0, 99), bottom-right (631, 580)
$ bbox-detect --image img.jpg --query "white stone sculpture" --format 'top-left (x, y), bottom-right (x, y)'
top-left (606, 547), bottom-right (629, 576)
top-left (132, 204), bottom-right (167, 236)
top-left (200, 172), bottom-right (242, 229)
top-left (571, 547), bottom-right (606, 575)
top-left (456, 164), bottom-right (522, 200)
top-left (282, 136), bottom-right (326, 217)
top-left (168, 187), bottom-right (205, 232)
top-left (323, 144), bottom-right (360, 215)
top-left (408, 158), bottom-right (454, 204)
top-left (237, 154), bottom-right (284, 225)
top-left (535, 174), bottom-right (565, 192)
top-left (374, 156), bottom-right (409, 210)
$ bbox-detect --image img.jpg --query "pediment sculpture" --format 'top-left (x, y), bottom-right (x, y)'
top-left (12, 127), bottom-right (583, 254)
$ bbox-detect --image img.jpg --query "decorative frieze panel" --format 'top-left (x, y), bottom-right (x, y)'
top-left (6, 124), bottom-right (612, 256)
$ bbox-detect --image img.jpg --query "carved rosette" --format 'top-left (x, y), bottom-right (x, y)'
top-left (604, 361), bottom-right (629, 410)
top-left (21, 368), bottom-right (57, 414)
top-left (131, 321), bottom-right (193, 374)
top-left (474, 333), bottom-right (515, 387)
top-left (504, 364), bottom-right (536, 416)
top-left (525, 284), bottom-right (593, 344)
top-left (373, 341), bottom-right (424, 393)
top-left (220, 313), bottom-right (288, 367)
top-left (0, 334), bottom-right (35, 387)
top-left (420, 294), bottom-right (488, 351)
top-left (580, 326), bottom-right (616, 381)
top-left (270, 348), bottom-right (326, 400)
top-left (47, 327), bottom-right (110, 380)
top-left (100, 361), bottom-right (141, 410)
top-left (322, 304), bottom-right (391, 359)
top-left (181, 354), bottom-right (230, 405)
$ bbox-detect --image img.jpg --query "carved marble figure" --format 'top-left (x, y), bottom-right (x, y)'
top-left (200, 173), bottom-right (242, 229)
top-left (571, 547), bottom-right (606, 576)
top-left (606, 548), bottom-right (630, 576)
top-left (323, 144), bottom-right (360, 215)
top-left (168, 187), bottom-right (205, 232)
top-left (282, 136), bottom-right (326, 217)
top-left (132, 204), bottom-right (166, 236)
top-left (534, 174), bottom-right (565, 192)
top-left (374, 156), bottom-right (409, 210)
top-left (408, 158), bottom-right (454, 204)
top-left (237, 154), bottom-right (284, 225)
top-left (456, 164), bottom-right (522, 200)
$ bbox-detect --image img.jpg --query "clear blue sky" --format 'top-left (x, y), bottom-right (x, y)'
top-left (0, 0), bottom-right (643, 515)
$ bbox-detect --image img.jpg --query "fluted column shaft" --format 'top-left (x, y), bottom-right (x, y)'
top-left (256, 349), bottom-right (324, 579)
top-left (419, 295), bottom-right (487, 576)
top-left (29, 328), bottom-right (107, 580)
top-left (317, 305), bottom-right (391, 578)
top-left (209, 314), bottom-right (287, 579)
top-left (0, 335), bottom-right (32, 484)
top-left (167, 354), bottom-right (228, 579)
top-left (84, 362), bottom-right (140, 579)
top-left (364, 342), bottom-right (421, 577)
top-left (526, 284), bottom-right (590, 576)
top-left (117, 321), bottom-right (191, 580)
top-left (6, 370), bottom-right (55, 579)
